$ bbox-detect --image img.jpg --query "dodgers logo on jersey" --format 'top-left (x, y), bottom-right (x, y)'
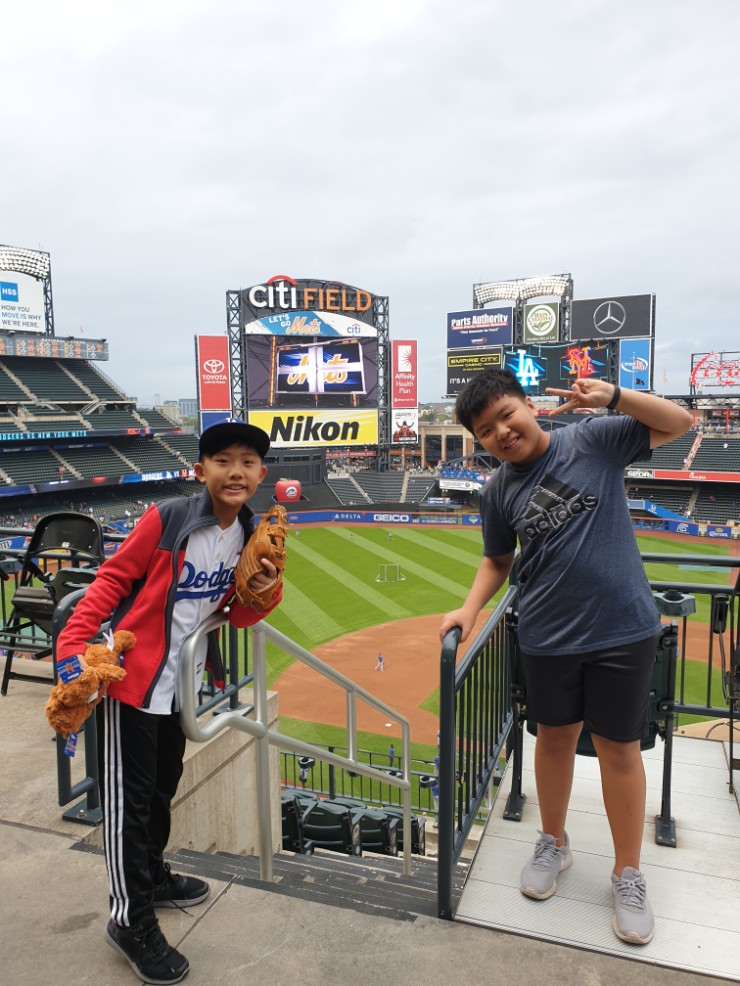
top-left (176, 560), bottom-right (236, 602)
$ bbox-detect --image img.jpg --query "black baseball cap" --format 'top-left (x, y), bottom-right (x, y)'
top-left (198, 418), bottom-right (271, 460)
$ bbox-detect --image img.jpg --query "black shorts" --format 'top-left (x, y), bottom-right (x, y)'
top-left (519, 634), bottom-right (657, 743)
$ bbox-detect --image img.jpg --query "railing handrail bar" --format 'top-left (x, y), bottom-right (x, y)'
top-left (451, 585), bottom-right (520, 686)
top-left (649, 581), bottom-right (736, 596)
top-left (640, 553), bottom-right (740, 567)
top-left (177, 610), bottom-right (412, 880)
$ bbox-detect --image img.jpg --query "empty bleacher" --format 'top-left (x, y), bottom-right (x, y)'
top-left (56, 443), bottom-right (132, 478)
top-left (85, 408), bottom-right (146, 431)
top-left (23, 416), bottom-right (86, 433)
top-left (692, 485), bottom-right (740, 524)
top-left (0, 446), bottom-right (67, 484)
top-left (627, 484), bottom-right (693, 516)
top-left (138, 408), bottom-right (179, 430)
top-left (3, 357), bottom-right (91, 401)
top-left (353, 471), bottom-right (405, 502)
top-left (162, 434), bottom-right (199, 464)
top-left (114, 436), bottom-right (185, 472)
top-left (690, 436), bottom-right (740, 473)
top-left (404, 476), bottom-right (437, 503)
top-left (65, 360), bottom-right (127, 401)
top-left (0, 417), bottom-right (24, 435)
top-left (326, 476), bottom-right (370, 505)
top-left (629, 431), bottom-right (695, 470)
top-left (0, 365), bottom-right (32, 401)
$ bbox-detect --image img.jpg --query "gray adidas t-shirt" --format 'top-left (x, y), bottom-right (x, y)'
top-left (480, 414), bottom-right (661, 656)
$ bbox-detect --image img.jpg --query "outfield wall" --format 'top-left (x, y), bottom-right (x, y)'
top-left (283, 508), bottom-right (738, 539)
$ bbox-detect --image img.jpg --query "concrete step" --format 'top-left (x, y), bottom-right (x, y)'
top-left (73, 842), bottom-right (468, 922)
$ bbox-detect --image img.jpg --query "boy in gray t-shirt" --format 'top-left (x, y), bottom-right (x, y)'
top-left (440, 369), bottom-right (691, 946)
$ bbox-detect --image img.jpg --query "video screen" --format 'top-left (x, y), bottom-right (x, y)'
top-left (502, 342), bottom-right (611, 395)
top-left (276, 340), bottom-right (366, 397)
top-left (246, 334), bottom-right (378, 409)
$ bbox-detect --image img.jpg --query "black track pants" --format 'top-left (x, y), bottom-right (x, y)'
top-left (97, 697), bottom-right (186, 927)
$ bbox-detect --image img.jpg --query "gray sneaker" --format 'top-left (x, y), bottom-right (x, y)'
top-left (520, 831), bottom-right (572, 899)
top-left (611, 866), bottom-right (654, 944)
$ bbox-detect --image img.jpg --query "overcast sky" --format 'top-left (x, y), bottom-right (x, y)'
top-left (2, 0), bottom-right (738, 406)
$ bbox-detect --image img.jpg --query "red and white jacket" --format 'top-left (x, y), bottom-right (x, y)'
top-left (55, 491), bottom-right (281, 709)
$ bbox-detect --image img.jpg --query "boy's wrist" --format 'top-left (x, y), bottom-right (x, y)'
top-left (606, 385), bottom-right (621, 411)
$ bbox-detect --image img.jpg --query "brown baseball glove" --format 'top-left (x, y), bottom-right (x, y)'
top-left (234, 504), bottom-right (288, 611)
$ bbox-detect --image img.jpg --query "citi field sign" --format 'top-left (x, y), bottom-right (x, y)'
top-left (241, 275), bottom-right (376, 327)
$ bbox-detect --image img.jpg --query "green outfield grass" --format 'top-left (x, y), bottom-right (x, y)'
top-left (3, 527), bottom-right (733, 742)
top-left (262, 526), bottom-right (734, 736)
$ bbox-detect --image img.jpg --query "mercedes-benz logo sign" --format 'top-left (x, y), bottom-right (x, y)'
top-left (203, 359), bottom-right (225, 373)
top-left (592, 300), bottom-right (626, 335)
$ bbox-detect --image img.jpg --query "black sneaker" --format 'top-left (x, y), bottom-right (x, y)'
top-left (105, 916), bottom-right (189, 985)
top-left (152, 863), bottom-right (210, 909)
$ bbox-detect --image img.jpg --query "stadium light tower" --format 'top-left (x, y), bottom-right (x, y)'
top-left (0, 245), bottom-right (51, 279)
top-left (473, 273), bottom-right (572, 305)
top-left (472, 273), bottom-right (573, 345)
top-left (0, 244), bottom-right (55, 335)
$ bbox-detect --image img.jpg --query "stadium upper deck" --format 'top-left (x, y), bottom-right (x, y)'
top-left (0, 354), bottom-right (739, 529)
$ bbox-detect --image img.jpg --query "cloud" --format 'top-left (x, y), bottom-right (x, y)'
top-left (2, 0), bottom-right (738, 403)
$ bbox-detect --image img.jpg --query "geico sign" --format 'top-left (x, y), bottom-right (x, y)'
top-left (373, 513), bottom-right (410, 523)
top-left (246, 275), bottom-right (372, 313)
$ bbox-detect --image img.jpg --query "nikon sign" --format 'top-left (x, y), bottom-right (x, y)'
top-left (247, 408), bottom-right (379, 447)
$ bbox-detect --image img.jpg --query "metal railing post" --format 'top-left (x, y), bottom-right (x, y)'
top-left (250, 624), bottom-right (274, 882)
top-left (437, 625), bottom-right (460, 920)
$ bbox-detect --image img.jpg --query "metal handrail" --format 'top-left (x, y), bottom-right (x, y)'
top-left (177, 612), bottom-right (413, 881)
top-left (438, 584), bottom-right (518, 919)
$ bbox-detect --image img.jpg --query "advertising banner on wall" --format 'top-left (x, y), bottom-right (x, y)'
top-left (196, 335), bottom-right (232, 411)
top-left (247, 408), bottom-right (379, 447)
top-left (391, 408), bottom-right (419, 443)
top-left (392, 339), bottom-right (417, 409)
top-left (0, 272), bottom-right (45, 332)
top-left (447, 347), bottom-right (503, 395)
top-left (570, 294), bottom-right (654, 341)
top-left (242, 310), bottom-right (376, 338)
top-left (523, 302), bottom-right (560, 344)
top-left (690, 351), bottom-right (740, 390)
top-left (447, 308), bottom-right (513, 349)
top-left (618, 337), bottom-right (652, 390)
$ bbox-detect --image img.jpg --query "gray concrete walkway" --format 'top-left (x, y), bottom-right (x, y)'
top-left (0, 676), bottom-right (731, 986)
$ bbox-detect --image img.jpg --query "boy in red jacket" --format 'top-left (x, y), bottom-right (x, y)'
top-left (56, 419), bottom-right (280, 985)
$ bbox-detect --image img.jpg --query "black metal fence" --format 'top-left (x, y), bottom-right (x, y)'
top-left (437, 584), bottom-right (518, 919)
top-left (436, 553), bottom-right (739, 919)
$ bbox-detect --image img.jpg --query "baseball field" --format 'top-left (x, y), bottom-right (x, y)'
top-left (264, 524), bottom-right (738, 761)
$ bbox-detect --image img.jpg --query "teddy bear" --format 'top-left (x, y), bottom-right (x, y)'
top-left (45, 629), bottom-right (136, 739)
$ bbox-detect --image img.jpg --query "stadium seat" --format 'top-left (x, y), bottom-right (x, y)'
top-left (324, 795), bottom-right (366, 810)
top-left (0, 513), bottom-right (105, 695)
top-left (381, 805), bottom-right (427, 856)
top-left (280, 792), bottom-right (315, 855)
top-left (354, 807), bottom-right (398, 856)
top-left (300, 801), bottom-right (362, 856)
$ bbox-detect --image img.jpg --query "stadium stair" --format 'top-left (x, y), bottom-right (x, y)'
top-left (72, 842), bottom-right (460, 921)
